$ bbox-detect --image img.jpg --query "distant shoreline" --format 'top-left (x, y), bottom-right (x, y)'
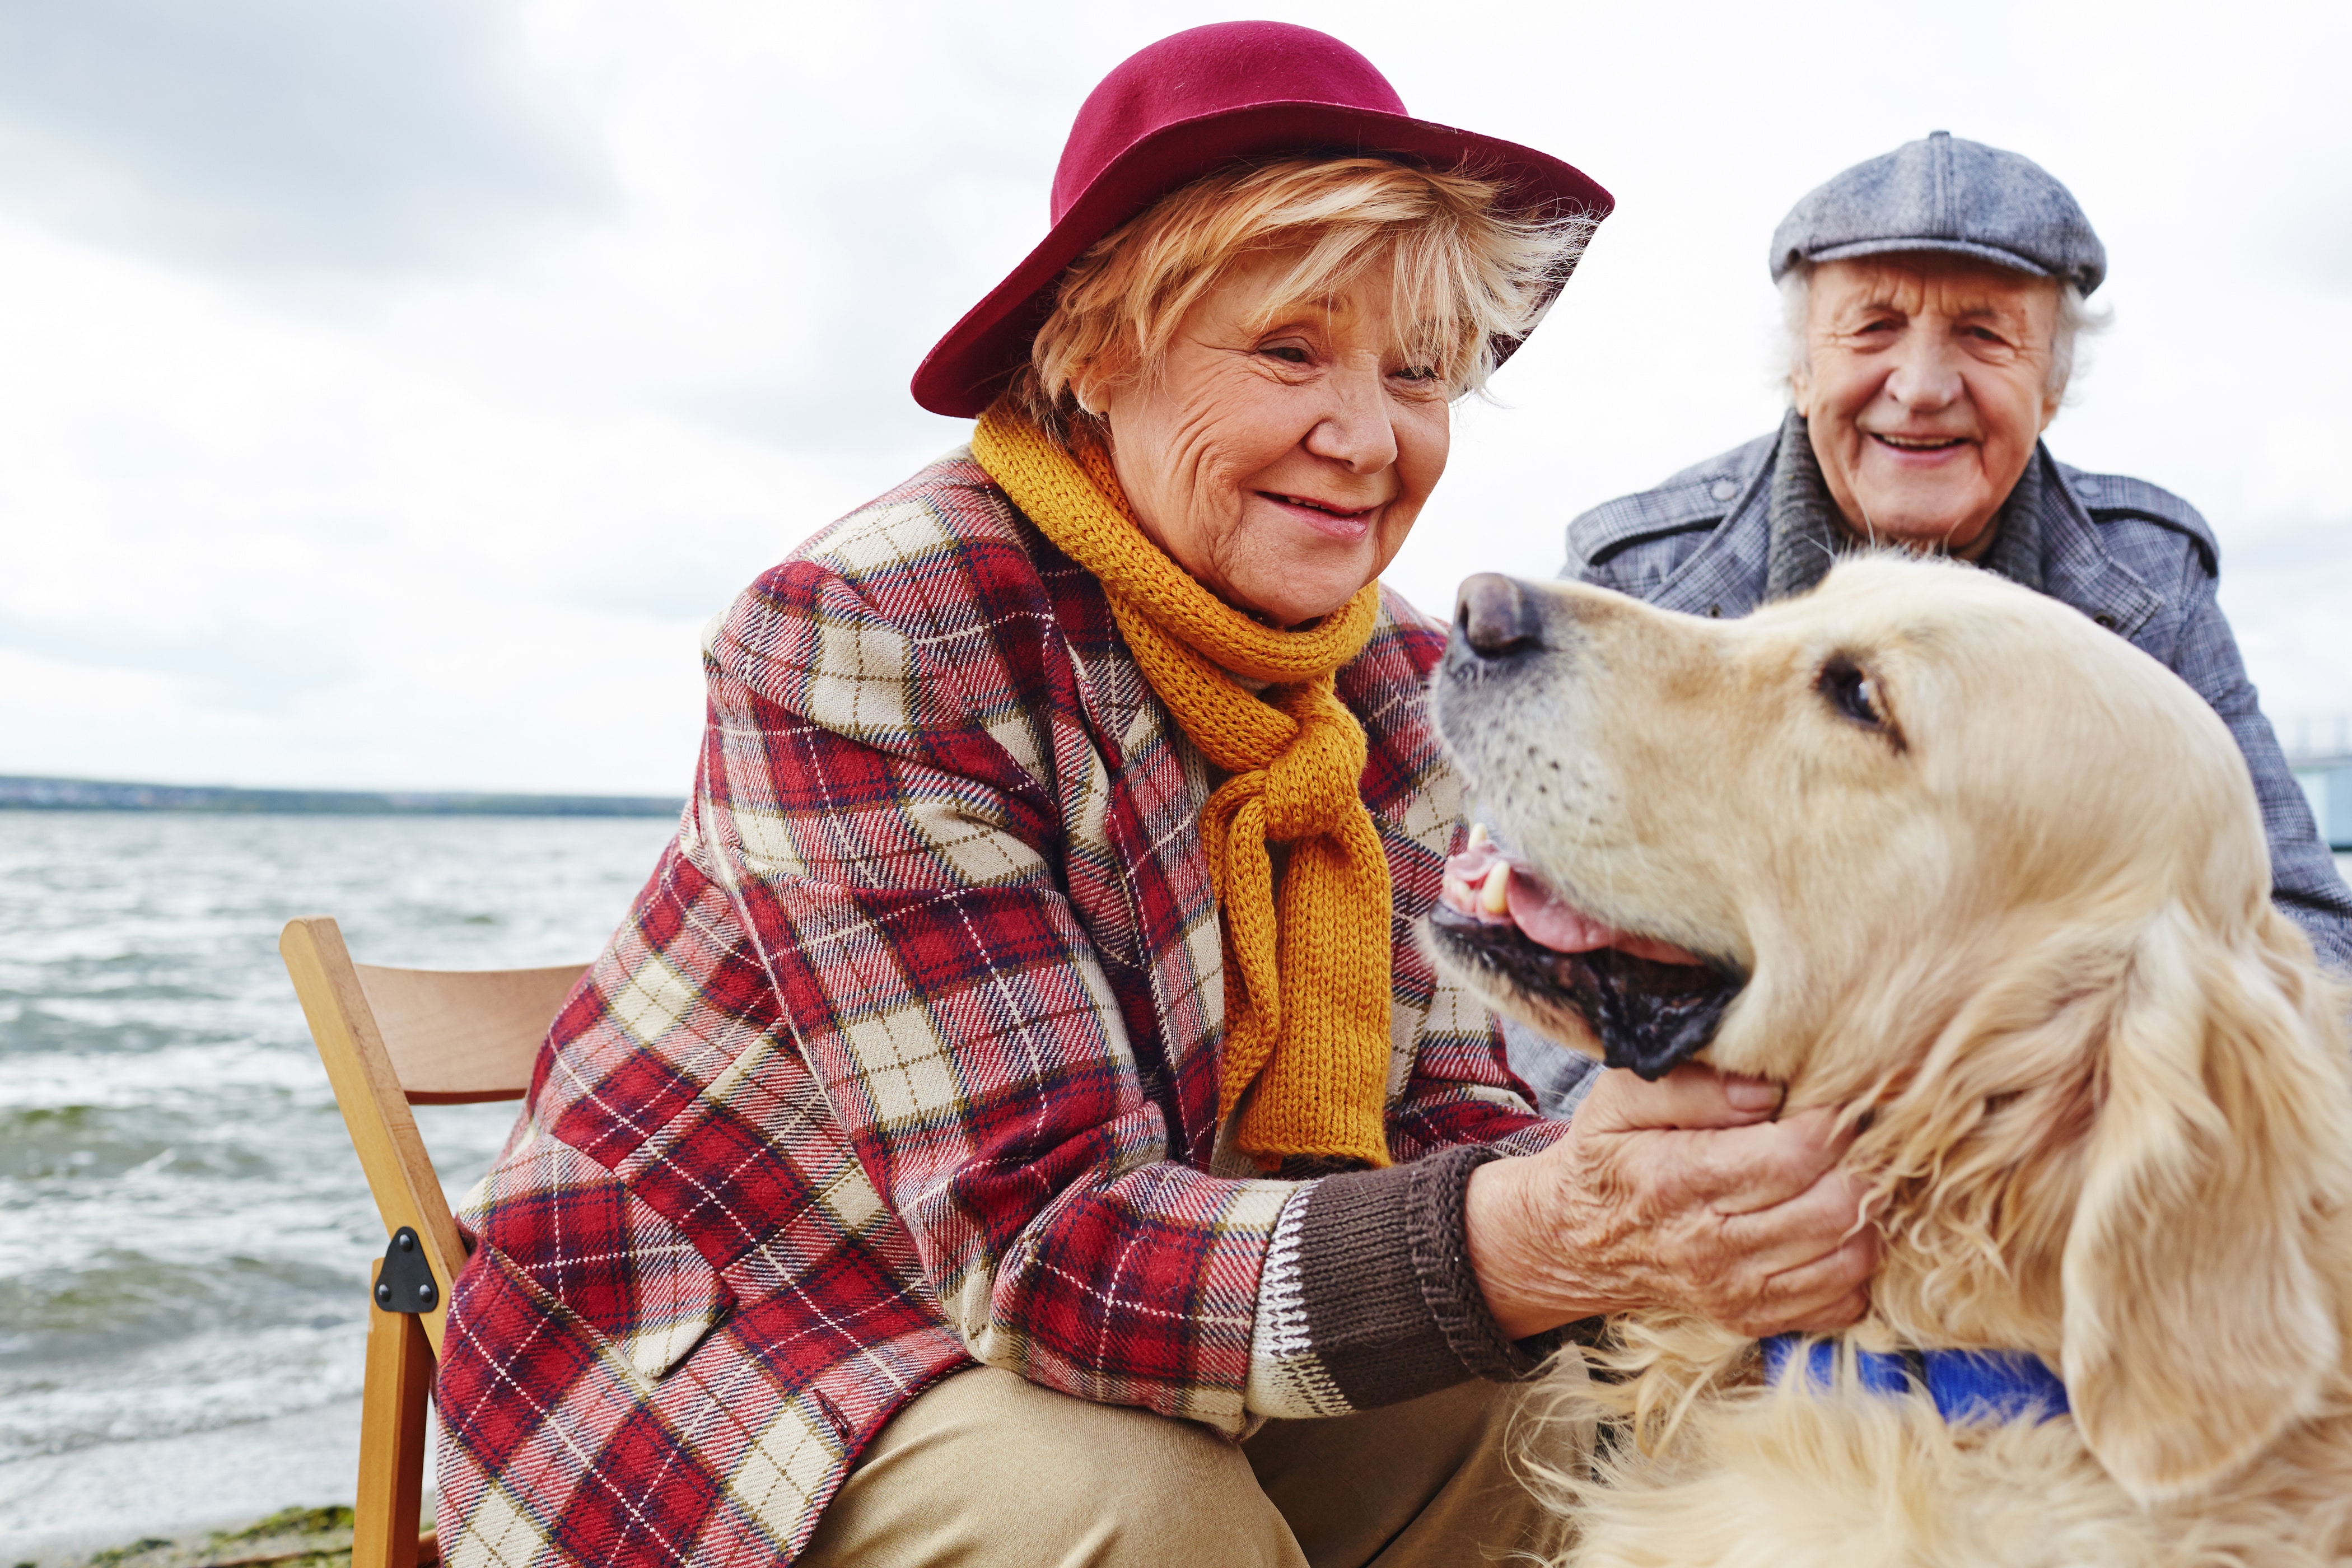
top-left (0, 774), bottom-right (685, 818)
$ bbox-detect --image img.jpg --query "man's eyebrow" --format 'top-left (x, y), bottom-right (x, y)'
top-left (1844, 295), bottom-right (2020, 322)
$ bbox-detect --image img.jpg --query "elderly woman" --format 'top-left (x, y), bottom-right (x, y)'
top-left (1508, 131), bottom-right (2352, 1113)
top-left (431, 25), bottom-right (1877, 1568)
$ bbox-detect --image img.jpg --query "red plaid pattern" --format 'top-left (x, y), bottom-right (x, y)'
top-left (434, 451), bottom-right (1555, 1566)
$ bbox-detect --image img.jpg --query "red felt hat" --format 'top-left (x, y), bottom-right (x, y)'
top-left (910, 21), bottom-right (1613, 418)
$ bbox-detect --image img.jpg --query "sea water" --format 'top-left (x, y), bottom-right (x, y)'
top-left (0, 811), bottom-right (678, 1472)
top-left (2, 811), bottom-right (2347, 1521)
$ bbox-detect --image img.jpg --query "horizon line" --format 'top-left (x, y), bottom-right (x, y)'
top-left (0, 773), bottom-right (685, 819)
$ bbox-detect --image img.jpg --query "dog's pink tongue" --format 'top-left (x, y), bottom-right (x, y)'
top-left (1442, 834), bottom-right (1706, 967)
top-left (1506, 876), bottom-right (1702, 965)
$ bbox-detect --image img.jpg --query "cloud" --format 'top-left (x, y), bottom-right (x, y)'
top-left (2283, 193), bottom-right (2352, 290)
top-left (0, 613), bottom-right (354, 715)
top-left (0, 0), bottom-right (2347, 792)
top-left (0, 0), bottom-right (610, 273)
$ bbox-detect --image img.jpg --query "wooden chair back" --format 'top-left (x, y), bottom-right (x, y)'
top-left (279, 914), bottom-right (586, 1568)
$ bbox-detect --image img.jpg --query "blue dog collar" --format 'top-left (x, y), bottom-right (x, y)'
top-left (1761, 1334), bottom-right (2070, 1423)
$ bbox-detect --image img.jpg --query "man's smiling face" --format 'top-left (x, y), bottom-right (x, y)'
top-left (1794, 254), bottom-right (2061, 558)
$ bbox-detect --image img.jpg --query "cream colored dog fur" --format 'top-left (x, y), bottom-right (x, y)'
top-left (1428, 556), bottom-right (2352, 1566)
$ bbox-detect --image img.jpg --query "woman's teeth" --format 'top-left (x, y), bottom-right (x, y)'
top-left (1274, 493), bottom-right (1362, 516)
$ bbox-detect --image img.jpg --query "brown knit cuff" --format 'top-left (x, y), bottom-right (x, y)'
top-left (1408, 1146), bottom-right (1605, 1379)
top-left (1290, 1146), bottom-right (1600, 1410)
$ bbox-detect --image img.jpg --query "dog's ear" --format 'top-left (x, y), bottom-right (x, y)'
top-left (2061, 902), bottom-right (2348, 1502)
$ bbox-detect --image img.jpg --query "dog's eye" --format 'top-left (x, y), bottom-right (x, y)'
top-left (1818, 656), bottom-right (1887, 731)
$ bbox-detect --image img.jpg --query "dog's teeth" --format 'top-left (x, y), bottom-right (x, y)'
top-left (1480, 862), bottom-right (1511, 916)
top-left (1467, 822), bottom-right (1488, 848)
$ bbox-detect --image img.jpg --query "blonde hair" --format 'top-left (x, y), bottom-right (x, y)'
top-left (1006, 155), bottom-right (1593, 432)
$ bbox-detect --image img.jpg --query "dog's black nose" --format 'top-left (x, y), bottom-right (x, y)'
top-left (1455, 574), bottom-right (1546, 659)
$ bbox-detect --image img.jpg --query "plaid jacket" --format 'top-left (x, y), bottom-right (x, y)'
top-left (1564, 431), bottom-right (2352, 974)
top-left (432, 449), bottom-right (1561, 1568)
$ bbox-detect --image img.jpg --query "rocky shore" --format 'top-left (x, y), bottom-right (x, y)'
top-left (15, 1506), bottom-right (382, 1568)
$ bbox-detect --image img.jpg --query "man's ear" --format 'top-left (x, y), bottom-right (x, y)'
top-left (1788, 366), bottom-right (1814, 423)
top-left (2061, 903), bottom-right (2350, 1502)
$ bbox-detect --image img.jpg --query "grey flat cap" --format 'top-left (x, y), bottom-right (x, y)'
top-left (1770, 130), bottom-right (2106, 295)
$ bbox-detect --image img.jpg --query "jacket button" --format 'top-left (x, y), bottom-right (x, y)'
top-left (2093, 612), bottom-right (2117, 629)
top-left (1706, 604), bottom-right (1723, 618)
top-left (1709, 479), bottom-right (1738, 502)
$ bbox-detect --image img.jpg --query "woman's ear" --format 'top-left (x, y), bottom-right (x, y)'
top-left (2061, 903), bottom-right (2351, 1503)
top-left (1067, 349), bottom-right (1135, 424)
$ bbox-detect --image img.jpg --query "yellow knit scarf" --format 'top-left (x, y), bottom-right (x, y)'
top-left (971, 408), bottom-right (1393, 1170)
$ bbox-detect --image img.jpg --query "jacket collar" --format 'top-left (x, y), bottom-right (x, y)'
top-left (1760, 410), bottom-right (1849, 601)
top-left (2037, 449), bottom-right (2164, 640)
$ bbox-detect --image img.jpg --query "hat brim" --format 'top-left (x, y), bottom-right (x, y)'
top-left (1798, 235), bottom-right (2054, 279)
top-left (910, 101), bottom-right (1613, 418)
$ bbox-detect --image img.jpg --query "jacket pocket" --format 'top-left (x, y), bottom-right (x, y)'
top-left (465, 1128), bottom-right (733, 1384)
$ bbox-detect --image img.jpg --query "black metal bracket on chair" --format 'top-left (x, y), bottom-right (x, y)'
top-left (375, 1226), bottom-right (440, 1314)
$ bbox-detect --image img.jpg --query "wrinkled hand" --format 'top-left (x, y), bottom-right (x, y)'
top-left (1466, 1065), bottom-right (1877, 1340)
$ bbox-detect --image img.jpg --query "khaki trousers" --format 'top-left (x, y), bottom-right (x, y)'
top-left (799, 1363), bottom-right (1588, 1567)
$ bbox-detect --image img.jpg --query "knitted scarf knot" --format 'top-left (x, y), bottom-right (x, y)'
top-left (1259, 696), bottom-right (1367, 842)
top-left (971, 408), bottom-right (1394, 1170)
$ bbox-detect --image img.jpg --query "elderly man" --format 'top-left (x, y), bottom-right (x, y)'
top-left (1510, 132), bottom-right (2352, 1115)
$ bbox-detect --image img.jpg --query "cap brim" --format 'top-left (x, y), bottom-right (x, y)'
top-left (911, 101), bottom-right (1613, 418)
top-left (1800, 235), bottom-right (2054, 278)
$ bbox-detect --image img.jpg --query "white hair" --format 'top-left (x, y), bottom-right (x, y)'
top-left (1777, 259), bottom-right (2111, 409)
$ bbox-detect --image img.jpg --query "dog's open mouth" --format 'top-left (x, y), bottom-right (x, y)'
top-left (1430, 827), bottom-right (1743, 1080)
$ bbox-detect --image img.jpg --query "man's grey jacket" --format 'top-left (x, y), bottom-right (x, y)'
top-left (1562, 418), bottom-right (2352, 979)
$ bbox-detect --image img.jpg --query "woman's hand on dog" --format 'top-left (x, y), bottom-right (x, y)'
top-left (1466, 1065), bottom-right (1879, 1341)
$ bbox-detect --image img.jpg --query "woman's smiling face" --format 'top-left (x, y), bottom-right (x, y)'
top-left (1090, 250), bottom-right (1451, 628)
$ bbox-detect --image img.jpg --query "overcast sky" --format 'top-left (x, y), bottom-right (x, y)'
top-left (2, 0), bottom-right (2347, 794)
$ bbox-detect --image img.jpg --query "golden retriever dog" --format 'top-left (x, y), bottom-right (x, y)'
top-left (1424, 555), bottom-right (2352, 1566)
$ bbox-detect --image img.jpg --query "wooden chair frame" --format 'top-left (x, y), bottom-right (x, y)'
top-left (281, 915), bottom-right (584, 1568)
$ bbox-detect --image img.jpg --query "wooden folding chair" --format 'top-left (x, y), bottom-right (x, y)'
top-left (279, 914), bottom-right (586, 1568)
